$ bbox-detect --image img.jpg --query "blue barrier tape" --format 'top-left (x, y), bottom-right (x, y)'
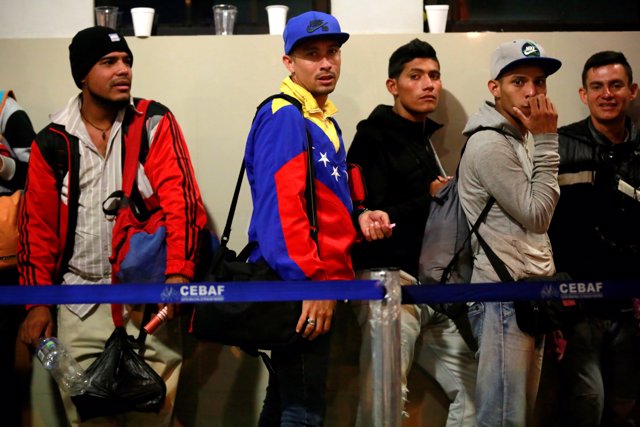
top-left (403, 279), bottom-right (640, 304)
top-left (0, 280), bottom-right (385, 305)
top-left (2, 278), bottom-right (638, 306)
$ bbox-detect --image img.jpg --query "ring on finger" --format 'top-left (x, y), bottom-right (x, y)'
top-left (307, 317), bottom-right (316, 327)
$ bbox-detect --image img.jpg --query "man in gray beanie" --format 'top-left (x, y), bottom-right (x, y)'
top-left (19, 26), bottom-right (207, 427)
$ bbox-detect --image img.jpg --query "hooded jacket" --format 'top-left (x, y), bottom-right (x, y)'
top-left (347, 104), bottom-right (444, 278)
top-left (458, 101), bottom-right (560, 283)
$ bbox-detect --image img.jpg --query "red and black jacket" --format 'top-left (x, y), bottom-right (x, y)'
top-left (18, 99), bottom-right (207, 290)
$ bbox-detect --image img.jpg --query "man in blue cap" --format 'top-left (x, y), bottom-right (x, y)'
top-left (244, 10), bottom-right (391, 426)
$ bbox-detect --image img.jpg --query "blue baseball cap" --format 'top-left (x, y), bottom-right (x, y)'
top-left (283, 11), bottom-right (350, 55)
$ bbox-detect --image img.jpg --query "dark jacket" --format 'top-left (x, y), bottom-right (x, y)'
top-left (347, 105), bottom-right (443, 278)
top-left (549, 117), bottom-right (640, 315)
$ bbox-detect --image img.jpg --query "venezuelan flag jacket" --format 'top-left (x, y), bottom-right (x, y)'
top-left (244, 78), bottom-right (356, 281)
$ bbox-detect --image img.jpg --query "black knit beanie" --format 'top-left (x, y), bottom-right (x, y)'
top-left (69, 26), bottom-right (134, 89)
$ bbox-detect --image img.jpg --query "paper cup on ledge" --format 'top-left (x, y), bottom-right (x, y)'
top-left (425, 5), bottom-right (449, 33)
top-left (265, 5), bottom-right (289, 35)
top-left (131, 7), bottom-right (155, 37)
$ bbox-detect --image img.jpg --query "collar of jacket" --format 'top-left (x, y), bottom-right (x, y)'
top-left (559, 116), bottom-right (638, 148)
top-left (366, 104), bottom-right (442, 145)
top-left (280, 76), bottom-right (338, 118)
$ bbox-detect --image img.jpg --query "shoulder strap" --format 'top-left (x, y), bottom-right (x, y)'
top-left (440, 191), bottom-right (495, 282)
top-left (122, 99), bottom-right (152, 198)
top-left (40, 125), bottom-right (81, 282)
top-left (475, 231), bottom-right (513, 282)
top-left (221, 94), bottom-right (319, 253)
top-left (110, 99), bottom-right (152, 329)
top-left (441, 127), bottom-right (504, 281)
top-left (462, 126), bottom-right (514, 282)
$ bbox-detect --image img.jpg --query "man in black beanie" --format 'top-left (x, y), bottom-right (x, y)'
top-left (18, 26), bottom-right (208, 426)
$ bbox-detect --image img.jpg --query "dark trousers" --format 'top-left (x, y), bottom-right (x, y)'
top-left (559, 315), bottom-right (640, 427)
top-left (258, 332), bottom-right (332, 427)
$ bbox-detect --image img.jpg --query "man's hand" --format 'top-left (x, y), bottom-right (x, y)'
top-left (163, 275), bottom-right (189, 319)
top-left (20, 306), bottom-right (53, 347)
top-left (358, 209), bottom-right (393, 241)
top-left (514, 93), bottom-right (558, 135)
top-left (429, 175), bottom-right (452, 197)
top-left (296, 299), bottom-right (336, 341)
top-left (551, 329), bottom-right (567, 361)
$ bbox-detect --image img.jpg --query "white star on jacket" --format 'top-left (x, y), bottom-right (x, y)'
top-left (318, 152), bottom-right (330, 167)
top-left (331, 166), bottom-right (340, 181)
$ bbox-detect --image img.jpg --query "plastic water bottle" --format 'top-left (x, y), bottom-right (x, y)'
top-left (36, 337), bottom-right (89, 396)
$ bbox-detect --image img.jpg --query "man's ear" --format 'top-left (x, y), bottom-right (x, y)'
top-left (629, 82), bottom-right (638, 102)
top-left (578, 86), bottom-right (588, 106)
top-left (488, 79), bottom-right (500, 98)
top-left (386, 78), bottom-right (398, 96)
top-left (282, 54), bottom-right (295, 74)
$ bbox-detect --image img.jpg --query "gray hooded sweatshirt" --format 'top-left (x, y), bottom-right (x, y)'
top-left (458, 101), bottom-right (560, 283)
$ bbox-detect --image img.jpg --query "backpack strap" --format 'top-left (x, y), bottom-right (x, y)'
top-left (441, 194), bottom-right (494, 281)
top-left (40, 125), bottom-right (81, 283)
top-left (109, 99), bottom-right (152, 328)
top-left (441, 127), bottom-right (503, 280)
top-left (222, 93), bottom-right (318, 255)
top-left (460, 126), bottom-right (515, 282)
top-left (121, 99), bottom-right (152, 200)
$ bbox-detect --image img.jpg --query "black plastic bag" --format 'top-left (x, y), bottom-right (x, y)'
top-left (70, 326), bottom-right (166, 421)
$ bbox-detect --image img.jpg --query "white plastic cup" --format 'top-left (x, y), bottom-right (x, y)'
top-left (131, 7), bottom-right (155, 37)
top-left (424, 5), bottom-right (449, 33)
top-left (213, 4), bottom-right (238, 35)
top-left (95, 6), bottom-right (119, 29)
top-left (265, 5), bottom-right (289, 35)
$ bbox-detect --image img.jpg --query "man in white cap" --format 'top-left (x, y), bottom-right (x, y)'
top-left (457, 39), bottom-right (562, 426)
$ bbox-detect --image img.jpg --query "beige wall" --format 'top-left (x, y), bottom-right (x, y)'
top-left (3, 32), bottom-right (638, 251)
top-left (0, 0), bottom-right (92, 38)
top-left (3, 32), bottom-right (639, 426)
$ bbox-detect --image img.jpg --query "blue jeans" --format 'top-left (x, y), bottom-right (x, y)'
top-left (559, 314), bottom-right (640, 426)
top-left (258, 333), bottom-right (331, 427)
top-left (467, 301), bottom-right (543, 427)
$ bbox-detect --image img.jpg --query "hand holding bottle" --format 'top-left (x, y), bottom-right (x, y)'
top-left (36, 337), bottom-right (88, 396)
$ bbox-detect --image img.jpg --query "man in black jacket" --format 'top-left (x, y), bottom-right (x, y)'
top-left (548, 50), bottom-right (640, 427)
top-left (347, 39), bottom-right (476, 426)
